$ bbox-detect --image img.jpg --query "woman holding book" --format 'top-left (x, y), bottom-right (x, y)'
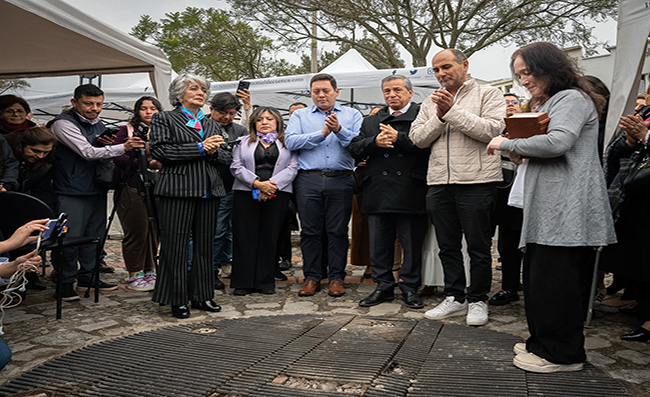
top-left (487, 42), bottom-right (616, 373)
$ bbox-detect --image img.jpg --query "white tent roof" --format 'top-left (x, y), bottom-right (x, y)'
top-left (0, 0), bottom-right (172, 100)
top-left (321, 49), bottom-right (377, 73)
top-left (604, 0), bottom-right (650, 147)
top-left (211, 54), bottom-right (440, 114)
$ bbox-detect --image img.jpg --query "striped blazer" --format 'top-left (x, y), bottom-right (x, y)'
top-left (150, 107), bottom-right (232, 198)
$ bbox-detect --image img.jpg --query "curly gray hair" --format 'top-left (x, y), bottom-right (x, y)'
top-left (168, 74), bottom-right (212, 107)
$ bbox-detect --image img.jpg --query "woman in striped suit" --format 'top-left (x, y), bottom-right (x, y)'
top-left (150, 74), bottom-right (231, 318)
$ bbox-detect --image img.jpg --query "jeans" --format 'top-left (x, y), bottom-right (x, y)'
top-left (212, 191), bottom-right (233, 269)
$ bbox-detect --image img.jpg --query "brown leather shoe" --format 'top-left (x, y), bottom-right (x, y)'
top-left (328, 279), bottom-right (345, 297)
top-left (298, 280), bottom-right (321, 296)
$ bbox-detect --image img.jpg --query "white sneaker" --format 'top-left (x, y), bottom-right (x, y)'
top-left (513, 352), bottom-right (583, 373)
top-left (126, 275), bottom-right (154, 292)
top-left (424, 296), bottom-right (468, 319)
top-left (513, 342), bottom-right (528, 355)
top-left (466, 301), bottom-right (489, 326)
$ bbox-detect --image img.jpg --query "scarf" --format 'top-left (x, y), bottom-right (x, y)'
top-left (180, 107), bottom-right (205, 138)
top-left (0, 119), bottom-right (29, 133)
top-left (257, 131), bottom-right (279, 145)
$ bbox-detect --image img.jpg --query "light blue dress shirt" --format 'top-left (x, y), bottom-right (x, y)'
top-left (285, 103), bottom-right (362, 171)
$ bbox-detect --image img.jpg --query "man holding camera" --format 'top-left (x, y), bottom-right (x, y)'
top-left (48, 84), bottom-right (145, 301)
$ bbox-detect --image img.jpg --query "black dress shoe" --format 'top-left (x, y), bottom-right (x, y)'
top-left (260, 287), bottom-right (275, 295)
top-left (402, 291), bottom-right (424, 309)
top-left (359, 289), bottom-right (394, 307)
top-left (278, 257), bottom-right (292, 271)
top-left (171, 305), bottom-right (190, 318)
top-left (275, 268), bottom-right (288, 281)
top-left (191, 299), bottom-right (222, 312)
top-left (621, 327), bottom-right (650, 342)
top-left (233, 288), bottom-right (251, 296)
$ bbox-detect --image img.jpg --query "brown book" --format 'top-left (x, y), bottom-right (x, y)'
top-left (504, 112), bottom-right (550, 138)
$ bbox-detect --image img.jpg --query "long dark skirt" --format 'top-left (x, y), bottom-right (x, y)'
top-left (231, 191), bottom-right (290, 290)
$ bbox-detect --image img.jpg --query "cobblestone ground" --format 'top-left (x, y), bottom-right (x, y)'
top-left (0, 236), bottom-right (648, 396)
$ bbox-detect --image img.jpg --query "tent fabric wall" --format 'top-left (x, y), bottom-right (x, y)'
top-left (604, 0), bottom-right (650, 147)
top-left (0, 0), bottom-right (172, 100)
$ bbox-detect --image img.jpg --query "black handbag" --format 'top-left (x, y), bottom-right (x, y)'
top-left (623, 148), bottom-right (650, 192)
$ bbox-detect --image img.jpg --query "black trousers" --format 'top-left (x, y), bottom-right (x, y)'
top-left (231, 191), bottom-right (289, 290)
top-left (499, 223), bottom-right (523, 292)
top-left (368, 213), bottom-right (429, 294)
top-left (426, 183), bottom-right (496, 303)
top-left (294, 172), bottom-right (355, 282)
top-left (152, 196), bottom-right (219, 306)
top-left (523, 243), bottom-right (593, 364)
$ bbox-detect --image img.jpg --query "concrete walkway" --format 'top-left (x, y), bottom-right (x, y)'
top-left (0, 237), bottom-right (648, 396)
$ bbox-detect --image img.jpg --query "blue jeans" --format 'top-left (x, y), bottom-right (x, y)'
top-left (213, 191), bottom-right (233, 269)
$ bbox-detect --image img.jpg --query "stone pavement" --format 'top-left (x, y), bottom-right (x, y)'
top-left (0, 237), bottom-right (649, 396)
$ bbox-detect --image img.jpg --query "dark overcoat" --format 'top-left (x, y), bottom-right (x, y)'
top-left (348, 104), bottom-right (429, 214)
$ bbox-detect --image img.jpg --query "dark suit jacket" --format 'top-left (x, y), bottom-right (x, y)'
top-left (348, 103), bottom-right (429, 214)
top-left (150, 107), bottom-right (232, 198)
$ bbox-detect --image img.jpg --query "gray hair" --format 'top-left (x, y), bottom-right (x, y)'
top-left (168, 74), bottom-right (212, 107)
top-left (448, 49), bottom-right (467, 64)
top-left (381, 75), bottom-right (413, 91)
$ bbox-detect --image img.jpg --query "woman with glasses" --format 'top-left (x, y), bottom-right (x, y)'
top-left (0, 95), bottom-right (35, 136)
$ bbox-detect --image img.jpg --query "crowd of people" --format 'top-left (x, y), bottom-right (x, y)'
top-left (1, 41), bottom-right (649, 374)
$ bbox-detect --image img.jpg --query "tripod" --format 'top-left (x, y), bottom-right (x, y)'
top-left (94, 139), bottom-right (159, 298)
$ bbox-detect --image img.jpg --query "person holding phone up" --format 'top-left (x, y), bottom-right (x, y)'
top-left (47, 84), bottom-right (145, 302)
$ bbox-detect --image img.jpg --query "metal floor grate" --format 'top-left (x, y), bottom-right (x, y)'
top-left (0, 315), bottom-right (629, 397)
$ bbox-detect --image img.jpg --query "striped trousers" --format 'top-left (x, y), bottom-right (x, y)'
top-left (152, 196), bottom-right (219, 306)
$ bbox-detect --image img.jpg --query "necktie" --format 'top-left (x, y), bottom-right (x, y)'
top-left (392, 111), bottom-right (403, 116)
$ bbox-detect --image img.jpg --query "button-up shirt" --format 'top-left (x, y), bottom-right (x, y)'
top-left (285, 103), bottom-right (362, 171)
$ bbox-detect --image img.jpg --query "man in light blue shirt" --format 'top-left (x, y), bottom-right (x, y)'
top-left (285, 73), bottom-right (362, 298)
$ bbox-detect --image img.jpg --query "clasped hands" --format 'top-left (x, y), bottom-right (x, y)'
top-left (253, 179), bottom-right (277, 201)
top-left (619, 114), bottom-right (649, 147)
top-left (375, 124), bottom-right (398, 148)
top-left (431, 89), bottom-right (454, 119)
top-left (321, 112), bottom-right (342, 137)
top-left (202, 135), bottom-right (225, 155)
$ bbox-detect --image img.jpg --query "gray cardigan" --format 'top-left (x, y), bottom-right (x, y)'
top-left (500, 89), bottom-right (616, 248)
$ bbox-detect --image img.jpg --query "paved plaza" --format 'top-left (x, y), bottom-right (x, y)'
top-left (0, 237), bottom-right (648, 396)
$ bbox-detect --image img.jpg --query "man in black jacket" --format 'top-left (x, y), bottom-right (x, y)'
top-left (348, 75), bottom-right (430, 309)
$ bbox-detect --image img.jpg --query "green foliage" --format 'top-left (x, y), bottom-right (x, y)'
top-left (228, 0), bottom-right (618, 67)
top-left (130, 7), bottom-right (295, 81)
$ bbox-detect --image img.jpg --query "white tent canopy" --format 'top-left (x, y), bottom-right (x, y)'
top-left (211, 50), bottom-right (440, 114)
top-left (0, 0), bottom-right (172, 100)
top-left (321, 49), bottom-right (377, 73)
top-left (604, 0), bottom-right (650, 146)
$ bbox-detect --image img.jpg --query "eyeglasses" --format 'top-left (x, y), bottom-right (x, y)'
top-left (2, 108), bottom-right (26, 115)
top-left (505, 100), bottom-right (520, 105)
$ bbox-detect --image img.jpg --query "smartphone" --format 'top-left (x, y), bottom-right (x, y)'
top-left (98, 129), bottom-right (117, 141)
top-left (237, 80), bottom-right (250, 92)
top-left (41, 219), bottom-right (58, 240)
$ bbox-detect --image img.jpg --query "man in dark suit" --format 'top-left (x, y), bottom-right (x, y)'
top-left (348, 75), bottom-right (430, 309)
